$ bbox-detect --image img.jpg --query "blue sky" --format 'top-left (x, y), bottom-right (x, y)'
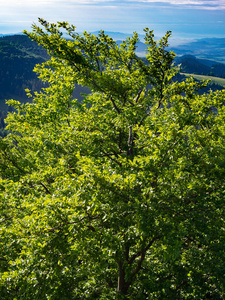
top-left (1, 0), bottom-right (225, 42)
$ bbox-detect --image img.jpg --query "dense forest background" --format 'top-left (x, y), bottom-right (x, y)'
top-left (0, 34), bottom-right (225, 137)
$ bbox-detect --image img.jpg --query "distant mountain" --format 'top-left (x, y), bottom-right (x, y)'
top-left (92, 31), bottom-right (134, 41)
top-left (170, 38), bottom-right (225, 63)
top-left (174, 55), bottom-right (225, 78)
top-left (0, 33), bottom-right (23, 37)
top-left (175, 55), bottom-right (211, 75)
top-left (115, 37), bottom-right (225, 62)
top-left (91, 31), bottom-right (146, 41)
top-left (115, 40), bottom-right (147, 56)
top-left (125, 37), bottom-right (225, 63)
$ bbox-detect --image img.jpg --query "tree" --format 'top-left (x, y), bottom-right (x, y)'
top-left (0, 18), bottom-right (225, 299)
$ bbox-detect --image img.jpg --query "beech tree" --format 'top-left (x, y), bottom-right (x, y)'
top-left (0, 19), bottom-right (225, 299)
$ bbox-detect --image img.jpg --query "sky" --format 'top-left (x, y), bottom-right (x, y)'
top-left (0, 0), bottom-right (225, 43)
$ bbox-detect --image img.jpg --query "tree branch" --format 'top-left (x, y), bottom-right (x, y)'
top-left (0, 216), bottom-right (13, 224)
top-left (134, 88), bottom-right (143, 103)
top-left (129, 235), bottom-right (161, 277)
top-left (110, 95), bottom-right (121, 114)
top-left (101, 150), bottom-right (122, 167)
top-left (40, 182), bottom-right (51, 195)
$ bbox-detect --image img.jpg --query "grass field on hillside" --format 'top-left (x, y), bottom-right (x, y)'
top-left (181, 73), bottom-right (225, 87)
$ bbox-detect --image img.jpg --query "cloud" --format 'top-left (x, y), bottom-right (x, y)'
top-left (0, 0), bottom-right (225, 36)
top-left (1, 0), bottom-right (114, 6)
top-left (1, 0), bottom-right (224, 9)
top-left (129, 0), bottom-right (225, 9)
top-left (131, 0), bottom-right (221, 3)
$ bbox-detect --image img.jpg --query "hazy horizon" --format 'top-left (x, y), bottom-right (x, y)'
top-left (1, 0), bottom-right (225, 43)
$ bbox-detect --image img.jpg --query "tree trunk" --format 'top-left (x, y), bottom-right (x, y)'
top-left (117, 261), bottom-right (130, 296)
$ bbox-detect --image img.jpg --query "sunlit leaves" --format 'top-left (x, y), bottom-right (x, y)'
top-left (0, 19), bottom-right (225, 299)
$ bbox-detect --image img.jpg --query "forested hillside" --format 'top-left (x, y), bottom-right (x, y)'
top-left (0, 34), bottom-right (49, 110)
top-left (175, 55), bottom-right (225, 78)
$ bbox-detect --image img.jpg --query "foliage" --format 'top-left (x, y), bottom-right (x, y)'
top-left (181, 73), bottom-right (225, 89)
top-left (0, 19), bottom-right (225, 299)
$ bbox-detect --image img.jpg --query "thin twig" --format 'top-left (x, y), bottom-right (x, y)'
top-left (0, 216), bottom-right (13, 224)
